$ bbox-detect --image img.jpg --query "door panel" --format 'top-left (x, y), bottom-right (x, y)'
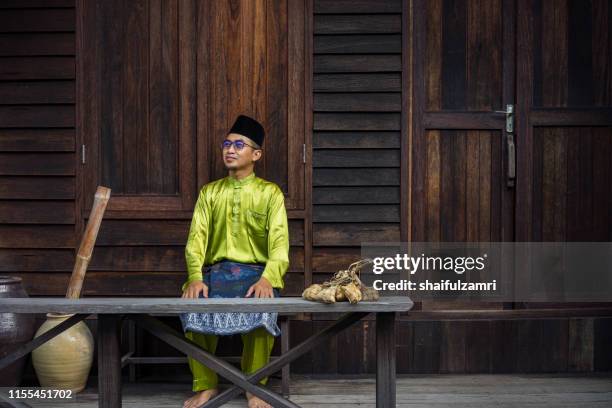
top-left (423, 130), bottom-right (502, 242)
top-left (532, 0), bottom-right (611, 108)
top-left (516, 0), bottom-right (612, 242)
top-left (531, 127), bottom-right (612, 242)
top-left (412, 0), bottom-right (514, 245)
top-left (79, 0), bottom-right (196, 213)
top-left (424, 0), bottom-right (503, 111)
top-left (515, 0), bottom-right (612, 308)
top-left (412, 0), bottom-right (515, 311)
top-left (197, 0), bottom-right (306, 210)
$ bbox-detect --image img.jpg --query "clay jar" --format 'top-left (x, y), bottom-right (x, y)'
top-left (31, 313), bottom-right (94, 393)
top-left (0, 276), bottom-right (37, 386)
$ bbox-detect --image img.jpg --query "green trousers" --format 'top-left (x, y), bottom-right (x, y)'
top-left (186, 327), bottom-right (275, 391)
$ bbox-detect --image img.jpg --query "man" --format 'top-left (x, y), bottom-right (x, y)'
top-left (181, 115), bottom-right (290, 408)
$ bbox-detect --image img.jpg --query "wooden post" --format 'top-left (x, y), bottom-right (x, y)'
top-left (98, 314), bottom-right (122, 408)
top-left (65, 186), bottom-right (111, 299)
top-left (376, 312), bottom-right (396, 408)
top-left (281, 316), bottom-right (291, 397)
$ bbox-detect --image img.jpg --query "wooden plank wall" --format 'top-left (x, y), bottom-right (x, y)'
top-left (0, 0), bottom-right (611, 376)
top-left (299, 0), bottom-right (612, 375)
top-left (311, 0), bottom-right (402, 281)
top-left (298, 0), bottom-right (403, 375)
top-left (0, 0), bottom-right (78, 293)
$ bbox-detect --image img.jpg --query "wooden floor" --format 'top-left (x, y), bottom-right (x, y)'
top-left (26, 373), bottom-right (612, 407)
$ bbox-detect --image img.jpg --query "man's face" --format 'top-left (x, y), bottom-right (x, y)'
top-left (222, 133), bottom-right (262, 170)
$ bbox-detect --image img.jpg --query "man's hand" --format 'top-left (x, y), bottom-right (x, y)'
top-left (182, 279), bottom-right (209, 299)
top-left (245, 276), bottom-right (274, 298)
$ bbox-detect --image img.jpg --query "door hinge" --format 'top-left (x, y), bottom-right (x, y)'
top-left (302, 143), bottom-right (306, 164)
top-left (81, 144), bottom-right (86, 164)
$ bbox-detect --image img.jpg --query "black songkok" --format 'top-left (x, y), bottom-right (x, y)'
top-left (228, 115), bottom-right (265, 147)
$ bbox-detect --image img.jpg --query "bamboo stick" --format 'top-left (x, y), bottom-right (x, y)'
top-left (65, 186), bottom-right (111, 299)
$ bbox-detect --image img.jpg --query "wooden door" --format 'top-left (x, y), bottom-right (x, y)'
top-left (78, 0), bottom-right (197, 214)
top-left (411, 0), bottom-right (515, 244)
top-left (78, 0), bottom-right (307, 214)
top-left (514, 0), bottom-right (612, 308)
top-left (195, 0), bottom-right (306, 210)
top-left (516, 0), bottom-right (612, 243)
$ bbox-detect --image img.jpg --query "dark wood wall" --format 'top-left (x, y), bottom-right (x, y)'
top-left (312, 0), bottom-right (402, 282)
top-left (0, 0), bottom-right (79, 293)
top-left (1, 0), bottom-right (611, 375)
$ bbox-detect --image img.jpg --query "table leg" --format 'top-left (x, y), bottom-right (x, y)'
top-left (127, 319), bottom-right (136, 382)
top-left (98, 314), bottom-right (122, 408)
top-left (280, 316), bottom-right (290, 397)
top-left (376, 312), bottom-right (396, 408)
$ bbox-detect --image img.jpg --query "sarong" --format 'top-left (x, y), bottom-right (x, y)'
top-left (180, 260), bottom-right (281, 337)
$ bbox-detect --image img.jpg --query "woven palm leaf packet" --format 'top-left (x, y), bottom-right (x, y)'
top-left (301, 259), bottom-right (379, 304)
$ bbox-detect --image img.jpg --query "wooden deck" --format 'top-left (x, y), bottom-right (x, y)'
top-left (25, 374), bottom-right (612, 407)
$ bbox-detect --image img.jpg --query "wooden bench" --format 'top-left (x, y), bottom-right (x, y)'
top-left (121, 314), bottom-right (294, 397)
top-left (0, 296), bottom-right (413, 408)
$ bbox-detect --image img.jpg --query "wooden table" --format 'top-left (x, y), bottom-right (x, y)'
top-left (0, 296), bottom-right (413, 408)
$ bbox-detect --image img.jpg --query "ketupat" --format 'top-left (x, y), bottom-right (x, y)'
top-left (340, 282), bottom-right (362, 304)
top-left (317, 286), bottom-right (338, 303)
top-left (301, 259), bottom-right (379, 304)
top-left (302, 284), bottom-right (323, 300)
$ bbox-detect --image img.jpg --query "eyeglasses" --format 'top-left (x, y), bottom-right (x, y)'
top-left (221, 139), bottom-right (259, 151)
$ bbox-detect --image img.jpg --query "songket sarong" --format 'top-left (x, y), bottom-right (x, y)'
top-left (180, 260), bottom-right (281, 337)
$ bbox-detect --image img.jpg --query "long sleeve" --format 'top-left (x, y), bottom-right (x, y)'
top-left (183, 188), bottom-right (210, 292)
top-left (261, 187), bottom-right (290, 289)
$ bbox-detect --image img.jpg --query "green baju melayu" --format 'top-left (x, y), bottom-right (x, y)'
top-left (183, 171), bottom-right (290, 391)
